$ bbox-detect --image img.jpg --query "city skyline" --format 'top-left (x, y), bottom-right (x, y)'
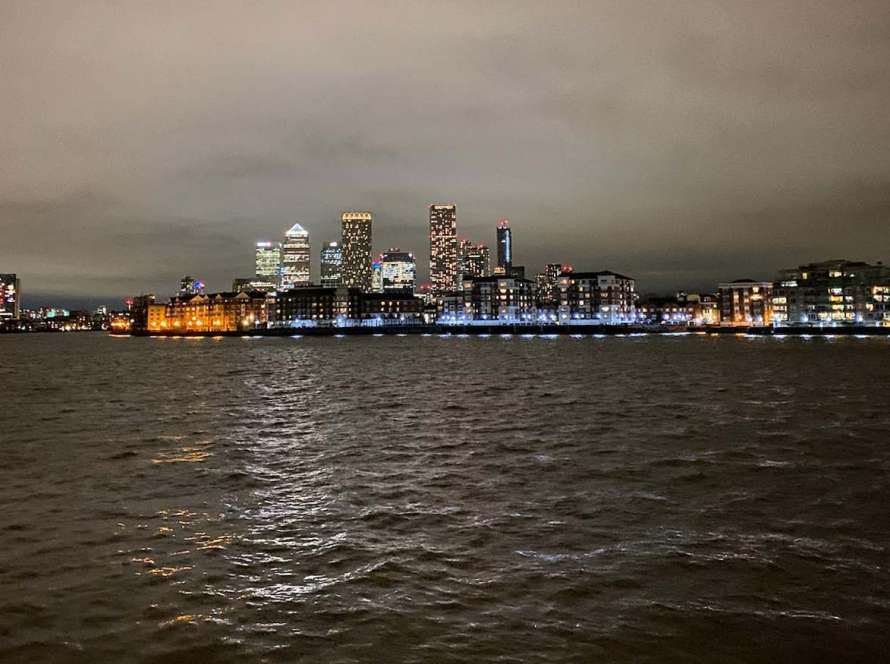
top-left (3, 2), bottom-right (890, 308)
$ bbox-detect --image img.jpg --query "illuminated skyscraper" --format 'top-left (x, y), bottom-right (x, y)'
top-left (458, 239), bottom-right (490, 279)
top-left (0, 274), bottom-right (20, 319)
top-left (537, 263), bottom-right (572, 306)
top-left (320, 241), bottom-right (342, 288)
top-left (341, 212), bottom-right (373, 291)
top-left (255, 241), bottom-right (281, 287)
top-left (496, 219), bottom-right (512, 272)
top-left (429, 204), bottom-right (457, 296)
top-left (380, 248), bottom-right (416, 291)
top-left (281, 223), bottom-right (311, 289)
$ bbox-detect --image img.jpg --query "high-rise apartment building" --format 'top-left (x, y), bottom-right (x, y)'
top-left (281, 223), bottom-right (311, 289)
top-left (429, 204), bottom-right (458, 296)
top-left (537, 263), bottom-right (572, 306)
top-left (458, 240), bottom-right (490, 279)
top-left (496, 219), bottom-right (512, 272)
top-left (255, 241), bottom-right (282, 288)
top-left (380, 248), bottom-right (416, 291)
top-left (341, 212), bottom-right (373, 291)
top-left (0, 274), bottom-right (21, 319)
top-left (320, 241), bottom-right (343, 288)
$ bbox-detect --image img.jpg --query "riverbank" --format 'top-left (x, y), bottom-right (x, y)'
top-left (123, 323), bottom-right (890, 338)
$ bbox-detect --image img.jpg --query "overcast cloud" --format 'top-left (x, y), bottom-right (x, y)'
top-left (2, 0), bottom-right (890, 306)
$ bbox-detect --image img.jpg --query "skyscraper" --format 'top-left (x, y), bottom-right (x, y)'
top-left (320, 241), bottom-right (342, 288)
top-left (341, 212), bottom-right (373, 291)
top-left (496, 219), bottom-right (512, 272)
top-left (429, 204), bottom-right (457, 296)
top-left (255, 241), bottom-right (282, 288)
top-left (537, 263), bottom-right (572, 306)
top-left (0, 274), bottom-right (20, 319)
top-left (281, 223), bottom-right (311, 289)
top-left (380, 248), bottom-right (416, 291)
top-left (458, 239), bottom-right (490, 279)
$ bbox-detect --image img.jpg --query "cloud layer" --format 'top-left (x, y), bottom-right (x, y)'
top-left (3, 1), bottom-right (890, 305)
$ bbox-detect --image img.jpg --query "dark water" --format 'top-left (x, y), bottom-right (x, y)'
top-left (1, 333), bottom-right (889, 663)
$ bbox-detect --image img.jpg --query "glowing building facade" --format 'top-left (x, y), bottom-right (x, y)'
top-left (771, 259), bottom-right (890, 325)
top-left (429, 204), bottom-right (458, 297)
top-left (558, 271), bottom-right (637, 322)
top-left (458, 240), bottom-right (490, 279)
top-left (144, 291), bottom-right (268, 333)
top-left (380, 248), bottom-right (416, 291)
top-left (537, 263), bottom-right (572, 306)
top-left (281, 223), bottom-right (311, 289)
top-left (718, 280), bottom-right (774, 326)
top-left (320, 241), bottom-right (342, 288)
top-left (0, 274), bottom-right (20, 319)
top-left (255, 241), bottom-right (282, 289)
top-left (464, 275), bottom-right (537, 321)
top-left (496, 219), bottom-right (512, 272)
top-left (341, 212), bottom-right (373, 291)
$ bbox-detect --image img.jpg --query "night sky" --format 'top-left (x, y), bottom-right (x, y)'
top-left (3, 1), bottom-right (890, 307)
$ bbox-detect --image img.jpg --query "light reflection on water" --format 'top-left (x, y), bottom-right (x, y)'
top-left (1, 333), bottom-right (889, 662)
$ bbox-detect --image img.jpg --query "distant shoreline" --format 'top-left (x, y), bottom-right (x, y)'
top-left (111, 324), bottom-right (890, 338)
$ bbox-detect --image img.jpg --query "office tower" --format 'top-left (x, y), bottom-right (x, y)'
top-left (341, 212), bottom-right (373, 291)
top-left (320, 241), bottom-right (343, 288)
top-left (255, 241), bottom-right (282, 287)
top-left (178, 276), bottom-right (205, 296)
top-left (429, 204), bottom-right (458, 296)
top-left (0, 274), bottom-right (21, 319)
top-left (380, 248), bottom-right (416, 291)
top-left (496, 219), bottom-right (512, 272)
top-left (458, 240), bottom-right (490, 279)
top-left (281, 223), bottom-right (311, 289)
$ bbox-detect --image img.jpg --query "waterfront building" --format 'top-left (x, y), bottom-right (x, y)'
top-left (0, 274), bottom-right (21, 319)
top-left (320, 241), bottom-right (342, 288)
top-left (179, 276), bottom-right (205, 296)
top-left (360, 291), bottom-right (424, 321)
top-left (496, 219), bottom-right (512, 272)
top-left (536, 264), bottom-right (572, 307)
top-left (341, 212), bottom-right (373, 291)
top-left (558, 271), bottom-right (637, 322)
top-left (771, 259), bottom-right (890, 325)
top-left (255, 241), bottom-right (282, 287)
top-left (127, 294), bottom-right (155, 332)
top-left (148, 291), bottom-right (268, 333)
top-left (281, 223), bottom-right (311, 289)
top-left (718, 279), bottom-right (774, 326)
top-left (429, 204), bottom-right (458, 297)
top-left (464, 275), bottom-right (537, 321)
top-left (380, 248), bottom-right (416, 291)
top-left (275, 287), bottom-right (361, 324)
top-left (637, 292), bottom-right (721, 325)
